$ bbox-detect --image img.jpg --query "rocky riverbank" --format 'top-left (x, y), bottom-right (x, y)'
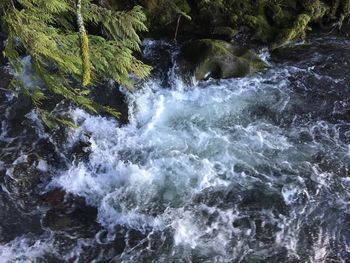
top-left (105, 0), bottom-right (350, 49)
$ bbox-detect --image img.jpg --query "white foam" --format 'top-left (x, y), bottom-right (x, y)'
top-left (0, 236), bottom-right (55, 262)
top-left (37, 159), bottom-right (48, 172)
top-left (47, 62), bottom-right (337, 260)
top-left (282, 185), bottom-right (299, 205)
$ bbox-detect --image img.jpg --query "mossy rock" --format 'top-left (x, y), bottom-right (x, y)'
top-left (178, 39), bottom-right (266, 81)
top-left (108, 0), bottom-right (350, 47)
top-left (142, 0), bottom-right (191, 31)
top-left (211, 26), bottom-right (238, 39)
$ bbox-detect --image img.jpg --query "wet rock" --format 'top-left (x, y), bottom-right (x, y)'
top-left (42, 206), bottom-right (99, 235)
top-left (178, 39), bottom-right (266, 81)
top-left (91, 83), bottom-right (129, 125)
top-left (5, 154), bottom-right (44, 197)
top-left (6, 93), bottom-right (33, 121)
top-left (0, 67), bottom-right (10, 90)
top-left (67, 137), bottom-right (92, 163)
top-left (210, 26), bottom-right (238, 40)
top-left (42, 189), bottom-right (100, 236)
top-left (42, 188), bottom-right (66, 208)
top-left (143, 0), bottom-right (191, 31)
top-left (0, 192), bottom-right (43, 243)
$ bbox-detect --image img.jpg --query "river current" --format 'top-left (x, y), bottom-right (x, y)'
top-left (0, 37), bottom-right (350, 262)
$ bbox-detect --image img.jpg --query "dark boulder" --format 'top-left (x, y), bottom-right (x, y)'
top-left (178, 39), bottom-right (266, 81)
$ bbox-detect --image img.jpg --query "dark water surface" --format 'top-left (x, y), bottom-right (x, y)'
top-left (0, 37), bottom-right (350, 262)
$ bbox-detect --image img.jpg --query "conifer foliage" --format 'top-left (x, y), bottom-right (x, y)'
top-left (0, 0), bottom-right (151, 127)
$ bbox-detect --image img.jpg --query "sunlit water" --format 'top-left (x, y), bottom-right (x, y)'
top-left (1, 37), bottom-right (350, 262)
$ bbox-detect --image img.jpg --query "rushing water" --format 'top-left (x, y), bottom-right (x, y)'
top-left (0, 37), bottom-right (350, 262)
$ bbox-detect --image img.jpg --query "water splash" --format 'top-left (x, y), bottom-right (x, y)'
top-left (1, 37), bottom-right (350, 262)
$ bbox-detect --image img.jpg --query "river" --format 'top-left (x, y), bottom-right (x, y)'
top-left (0, 37), bottom-right (350, 262)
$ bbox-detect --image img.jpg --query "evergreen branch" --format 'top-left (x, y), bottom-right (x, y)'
top-left (1, 0), bottom-right (151, 128)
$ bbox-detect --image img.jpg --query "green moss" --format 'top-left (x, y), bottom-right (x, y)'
top-left (81, 31), bottom-right (91, 87)
top-left (144, 0), bottom-right (190, 29)
top-left (302, 0), bottom-right (329, 21)
top-left (77, 0), bottom-right (91, 86)
top-left (243, 15), bottom-right (276, 43)
top-left (179, 39), bottom-right (267, 81)
top-left (211, 26), bottom-right (237, 38)
top-left (271, 14), bottom-right (311, 50)
top-left (339, 0), bottom-right (350, 25)
top-left (109, 0), bottom-right (350, 49)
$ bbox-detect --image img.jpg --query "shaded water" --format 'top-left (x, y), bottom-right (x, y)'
top-left (0, 37), bottom-right (350, 262)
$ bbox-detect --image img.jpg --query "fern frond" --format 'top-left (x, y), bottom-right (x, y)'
top-left (1, 0), bottom-right (151, 127)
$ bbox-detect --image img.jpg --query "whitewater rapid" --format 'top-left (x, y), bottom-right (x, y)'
top-left (51, 62), bottom-right (350, 261)
top-left (1, 38), bottom-right (350, 262)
